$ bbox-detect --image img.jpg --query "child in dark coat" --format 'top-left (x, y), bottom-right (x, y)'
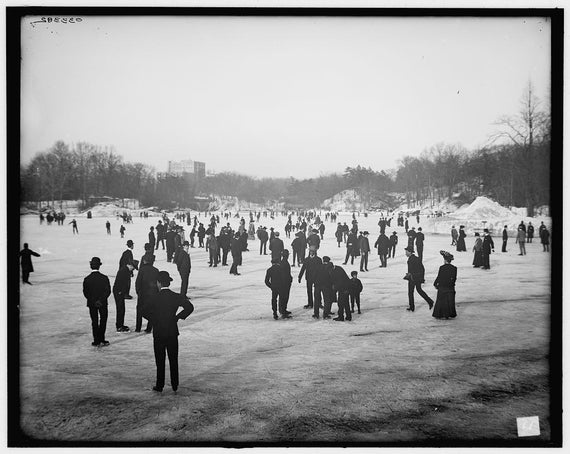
top-left (349, 271), bottom-right (364, 314)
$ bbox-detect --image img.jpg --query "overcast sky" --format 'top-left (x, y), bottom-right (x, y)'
top-left (20, 15), bottom-right (551, 178)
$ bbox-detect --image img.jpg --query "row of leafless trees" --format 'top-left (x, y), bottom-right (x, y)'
top-left (21, 84), bottom-right (550, 214)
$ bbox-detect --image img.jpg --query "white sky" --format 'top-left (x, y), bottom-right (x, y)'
top-left (20, 15), bottom-right (551, 178)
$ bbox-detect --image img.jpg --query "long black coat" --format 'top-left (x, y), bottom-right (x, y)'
top-left (146, 289), bottom-right (194, 340)
top-left (298, 255), bottom-right (322, 283)
top-left (19, 248), bottom-right (40, 272)
top-left (119, 249), bottom-right (134, 268)
top-left (113, 265), bottom-right (131, 295)
top-left (269, 238), bottom-right (284, 261)
top-left (265, 263), bottom-right (284, 290)
top-left (135, 264), bottom-right (159, 298)
top-left (374, 234), bottom-right (391, 255)
top-left (407, 254), bottom-right (425, 283)
top-left (176, 249), bottom-right (191, 275)
top-left (83, 271), bottom-right (111, 308)
top-left (330, 265), bottom-right (351, 292)
top-left (482, 235), bottom-right (494, 254)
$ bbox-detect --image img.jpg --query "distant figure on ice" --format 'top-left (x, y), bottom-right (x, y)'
top-left (307, 229), bottom-right (321, 252)
top-left (481, 229), bottom-right (495, 269)
top-left (270, 231), bottom-right (284, 263)
top-left (540, 225), bottom-right (550, 252)
top-left (69, 218), bottom-right (79, 234)
top-left (19, 243), bottom-right (40, 285)
top-left (472, 233), bottom-right (483, 267)
top-left (415, 227), bottom-right (425, 262)
top-left (330, 259), bottom-right (352, 322)
top-left (156, 220), bottom-right (166, 250)
top-left (359, 231), bottom-right (370, 272)
top-left (450, 225), bottom-right (458, 246)
top-left (404, 246), bottom-right (434, 312)
top-left (389, 231), bottom-right (398, 259)
top-left (229, 232), bottom-right (242, 275)
top-left (456, 226), bottom-right (467, 252)
top-left (106, 220), bottom-right (111, 235)
top-left (374, 231), bottom-right (390, 268)
top-left (149, 226), bottom-right (156, 251)
top-left (527, 222), bottom-right (534, 243)
top-left (343, 230), bottom-right (358, 265)
top-left (176, 241), bottom-right (192, 297)
top-left (258, 226), bottom-right (269, 255)
top-left (335, 223), bottom-right (343, 247)
top-left (82, 257), bottom-right (111, 347)
top-left (502, 225), bottom-right (508, 252)
top-left (349, 271), bottom-right (363, 314)
top-left (280, 250), bottom-right (293, 317)
top-left (432, 250), bottom-right (457, 320)
top-left (145, 271), bottom-right (194, 393)
top-left (119, 225), bottom-right (126, 238)
top-left (516, 226), bottom-right (527, 256)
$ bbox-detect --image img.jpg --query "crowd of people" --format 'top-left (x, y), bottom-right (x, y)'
top-left (20, 207), bottom-right (552, 392)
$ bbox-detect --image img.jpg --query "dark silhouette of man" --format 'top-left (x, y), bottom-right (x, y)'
top-left (83, 257), bottom-right (111, 346)
top-left (19, 243), bottom-right (40, 284)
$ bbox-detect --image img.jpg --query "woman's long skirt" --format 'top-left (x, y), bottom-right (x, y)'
top-left (432, 287), bottom-right (457, 319)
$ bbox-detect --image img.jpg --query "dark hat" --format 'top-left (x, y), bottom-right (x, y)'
top-left (484, 228), bottom-right (489, 233)
top-left (363, 231), bottom-right (369, 235)
top-left (90, 257), bottom-right (102, 267)
top-left (127, 240), bottom-right (134, 246)
top-left (183, 240), bottom-right (190, 246)
top-left (350, 271), bottom-right (358, 276)
top-left (322, 256), bottom-right (331, 263)
top-left (404, 246), bottom-right (415, 253)
top-left (474, 232), bottom-right (480, 237)
top-left (459, 225), bottom-right (465, 229)
top-left (157, 271), bottom-right (173, 286)
top-left (418, 227), bottom-right (422, 231)
top-left (440, 250), bottom-right (454, 261)
top-left (393, 231), bottom-right (397, 235)
top-left (312, 229), bottom-right (318, 233)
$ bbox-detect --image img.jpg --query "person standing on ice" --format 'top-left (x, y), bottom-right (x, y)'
top-left (176, 241), bottom-right (192, 297)
top-left (456, 226), bottom-right (467, 252)
top-left (19, 243), bottom-right (40, 285)
top-left (389, 231), bottom-right (398, 259)
top-left (229, 232), bottom-right (242, 275)
top-left (516, 226), bottom-right (527, 256)
top-left (540, 225), bottom-right (550, 252)
top-left (501, 225), bottom-right (508, 252)
top-left (145, 271), bottom-right (194, 393)
top-left (265, 258), bottom-right (288, 320)
top-left (279, 250), bottom-right (293, 316)
top-left (450, 225), bottom-right (458, 246)
top-left (83, 257), bottom-right (111, 347)
top-left (432, 250), bottom-right (457, 320)
top-left (119, 240), bottom-right (137, 299)
top-left (359, 231), bottom-right (370, 272)
top-left (69, 218), bottom-right (79, 234)
top-left (527, 222), bottom-right (535, 243)
top-left (269, 231), bottom-right (284, 262)
top-left (113, 262), bottom-right (134, 332)
top-left (106, 220), bottom-right (111, 235)
top-left (404, 246), bottom-right (434, 312)
top-left (481, 228), bottom-right (495, 269)
top-left (298, 249), bottom-right (322, 311)
top-left (374, 231), bottom-right (390, 268)
top-left (135, 254), bottom-right (158, 333)
top-left (119, 224), bottom-right (126, 238)
top-left (148, 226), bottom-right (156, 251)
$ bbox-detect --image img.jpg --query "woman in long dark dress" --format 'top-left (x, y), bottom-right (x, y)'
top-left (472, 232), bottom-right (483, 267)
top-left (432, 250), bottom-right (457, 319)
top-left (456, 225), bottom-right (467, 252)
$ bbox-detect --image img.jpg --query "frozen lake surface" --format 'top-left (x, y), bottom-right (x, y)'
top-left (16, 211), bottom-right (553, 444)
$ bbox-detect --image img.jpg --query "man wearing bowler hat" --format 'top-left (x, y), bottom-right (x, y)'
top-left (83, 257), bottom-right (111, 347)
top-left (145, 271), bottom-right (194, 393)
top-left (119, 240), bottom-right (138, 299)
top-left (404, 246), bottom-right (434, 312)
top-left (176, 240), bottom-right (192, 297)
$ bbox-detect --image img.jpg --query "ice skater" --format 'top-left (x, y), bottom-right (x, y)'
top-left (349, 271), bottom-right (363, 314)
top-left (69, 218), bottom-right (79, 234)
top-left (19, 243), bottom-right (40, 285)
top-left (404, 246), bottom-right (434, 312)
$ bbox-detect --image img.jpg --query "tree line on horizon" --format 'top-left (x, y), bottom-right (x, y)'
top-left (20, 84), bottom-right (550, 216)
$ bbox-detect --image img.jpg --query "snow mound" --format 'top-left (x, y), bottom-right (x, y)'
top-left (87, 203), bottom-right (130, 218)
top-left (322, 189), bottom-right (366, 212)
top-left (453, 196), bottom-right (514, 220)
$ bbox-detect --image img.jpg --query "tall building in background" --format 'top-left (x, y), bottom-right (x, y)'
top-left (167, 159), bottom-right (206, 178)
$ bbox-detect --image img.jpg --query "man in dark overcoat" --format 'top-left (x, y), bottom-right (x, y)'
top-left (145, 271), bottom-right (194, 393)
top-left (269, 231), bottom-right (284, 263)
top-left (404, 246), bottom-right (434, 312)
top-left (19, 243), bottom-right (40, 284)
top-left (359, 231), bottom-right (371, 272)
top-left (229, 232), bottom-right (242, 275)
top-left (374, 231), bottom-right (391, 267)
top-left (265, 259), bottom-right (287, 320)
top-left (502, 225), bottom-right (508, 252)
top-left (119, 240), bottom-right (137, 299)
top-left (415, 227), bottom-right (425, 262)
top-left (389, 231), bottom-right (398, 259)
top-left (280, 250), bottom-right (293, 315)
top-left (298, 249), bottom-right (322, 311)
top-left (330, 260), bottom-right (352, 322)
top-left (83, 257), bottom-right (111, 346)
top-left (176, 241), bottom-right (191, 296)
top-left (135, 254), bottom-right (159, 333)
top-left (113, 262), bottom-right (134, 332)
